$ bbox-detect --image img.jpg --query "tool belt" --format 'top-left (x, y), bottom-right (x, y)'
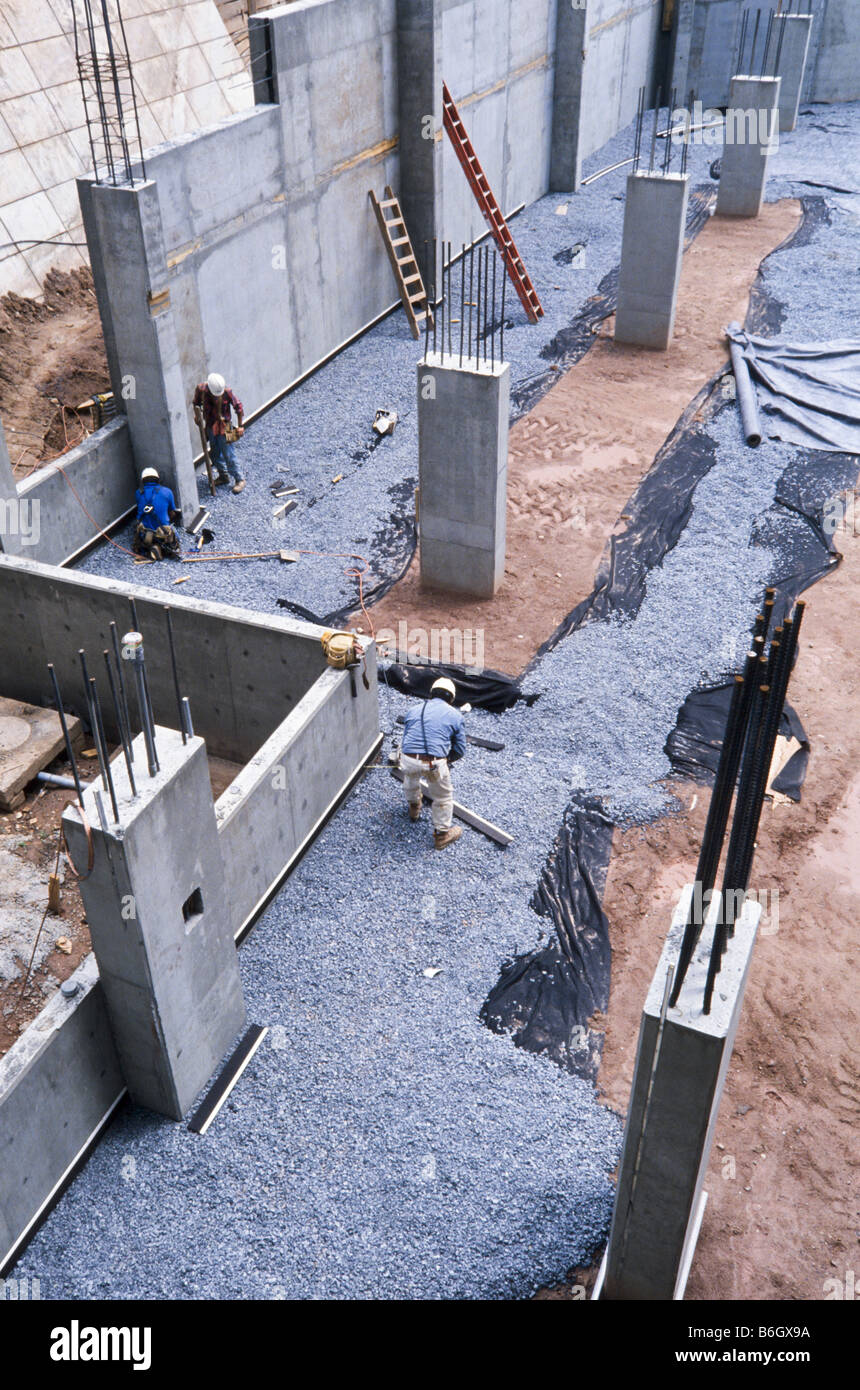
top-left (223, 424), bottom-right (241, 443)
top-left (321, 630), bottom-right (362, 669)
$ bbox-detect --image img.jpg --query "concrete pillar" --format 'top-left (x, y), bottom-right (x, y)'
top-left (78, 178), bottom-right (198, 521)
top-left (614, 172), bottom-right (690, 351)
top-left (417, 352), bottom-right (509, 598)
top-left (62, 728), bottom-right (246, 1120)
top-left (396, 0), bottom-right (443, 279)
top-left (600, 886), bottom-right (762, 1300)
top-left (765, 15), bottom-right (813, 132)
top-left (549, 0), bottom-right (590, 192)
top-left (0, 417), bottom-right (24, 557)
top-left (715, 75), bottom-right (781, 219)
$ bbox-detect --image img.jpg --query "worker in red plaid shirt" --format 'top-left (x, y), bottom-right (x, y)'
top-left (193, 372), bottom-right (246, 494)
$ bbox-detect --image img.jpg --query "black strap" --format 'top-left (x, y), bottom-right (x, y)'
top-left (419, 700), bottom-right (430, 755)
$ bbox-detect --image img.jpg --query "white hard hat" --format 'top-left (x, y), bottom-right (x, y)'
top-left (207, 372), bottom-right (226, 396)
top-left (430, 677), bottom-right (457, 703)
top-left (140, 467), bottom-right (159, 483)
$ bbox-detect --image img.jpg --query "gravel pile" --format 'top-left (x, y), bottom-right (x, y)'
top-left (19, 105), bottom-right (857, 1300)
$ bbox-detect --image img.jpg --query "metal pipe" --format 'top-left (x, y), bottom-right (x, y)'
top-left (47, 663), bottom-right (85, 807)
top-left (103, 648), bottom-right (137, 797)
top-left (727, 322), bottom-right (762, 446)
top-left (109, 620), bottom-right (133, 762)
top-left (37, 772), bottom-right (79, 791)
top-left (163, 607), bottom-right (186, 744)
top-left (181, 697), bottom-right (194, 739)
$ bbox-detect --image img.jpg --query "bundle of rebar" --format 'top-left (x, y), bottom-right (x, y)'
top-left (423, 237), bottom-right (504, 368)
top-left (669, 588), bottom-right (805, 1012)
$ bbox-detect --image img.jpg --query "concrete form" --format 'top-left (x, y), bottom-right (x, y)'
top-left (614, 172), bottom-right (690, 351)
top-left (715, 75), bottom-right (781, 219)
top-left (0, 695), bottom-right (83, 811)
top-left (601, 886), bottom-right (761, 1300)
top-left (417, 352), bottom-right (509, 598)
top-left (766, 15), bottom-right (813, 133)
top-left (63, 730), bottom-right (247, 1120)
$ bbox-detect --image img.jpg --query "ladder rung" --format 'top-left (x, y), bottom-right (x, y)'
top-left (408, 292), bottom-right (427, 303)
top-left (391, 235), bottom-right (410, 246)
top-left (379, 198), bottom-right (399, 209)
top-left (396, 255), bottom-right (416, 267)
top-left (403, 273), bottom-right (422, 285)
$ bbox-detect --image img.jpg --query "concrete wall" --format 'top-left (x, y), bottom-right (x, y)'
top-left (672, 1), bottom-right (860, 110)
top-left (7, 417), bottom-right (136, 567)
top-left (578, 1), bottom-right (664, 164)
top-left (0, 955), bottom-right (124, 1274)
top-left (0, 554), bottom-right (333, 764)
top-left (217, 658), bottom-right (380, 935)
top-left (440, 0), bottom-right (558, 244)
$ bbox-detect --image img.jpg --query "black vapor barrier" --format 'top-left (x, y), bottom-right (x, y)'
top-left (666, 685), bottom-right (810, 800)
top-left (481, 798), bottom-right (614, 1082)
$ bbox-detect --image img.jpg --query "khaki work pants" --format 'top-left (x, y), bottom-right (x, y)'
top-left (400, 753), bottom-right (454, 831)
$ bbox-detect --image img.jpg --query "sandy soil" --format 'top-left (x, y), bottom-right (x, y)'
top-left (595, 518), bottom-right (860, 1301)
top-left (363, 200), bottom-right (802, 674)
top-left (0, 268), bottom-right (110, 477)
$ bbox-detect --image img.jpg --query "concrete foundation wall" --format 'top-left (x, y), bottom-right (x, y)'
top-left (9, 418), bottom-right (136, 567)
top-left (578, 1), bottom-right (664, 165)
top-left (217, 659), bottom-right (380, 935)
top-left (0, 555), bottom-right (332, 765)
top-left (441, 0), bottom-right (558, 244)
top-left (0, 956), bottom-right (124, 1275)
top-left (672, 1), bottom-right (859, 109)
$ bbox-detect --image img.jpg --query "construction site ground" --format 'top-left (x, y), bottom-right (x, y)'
top-left (5, 105), bottom-right (859, 1299)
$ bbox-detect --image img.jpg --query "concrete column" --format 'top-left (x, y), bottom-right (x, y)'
top-left (79, 178), bottom-right (198, 520)
top-left (614, 172), bottom-right (690, 350)
top-left (62, 728), bottom-right (246, 1120)
top-left (715, 75), bottom-right (781, 219)
top-left (396, 0), bottom-right (443, 278)
top-left (549, 0), bottom-right (590, 192)
top-left (765, 15), bottom-right (813, 132)
top-left (600, 886), bottom-right (762, 1300)
top-left (417, 352), bottom-right (509, 598)
top-left (0, 417), bottom-right (24, 557)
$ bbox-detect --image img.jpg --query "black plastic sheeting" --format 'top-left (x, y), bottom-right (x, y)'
top-left (480, 798), bottom-right (614, 1080)
top-left (666, 685), bottom-right (810, 800)
top-left (381, 659), bottom-right (537, 713)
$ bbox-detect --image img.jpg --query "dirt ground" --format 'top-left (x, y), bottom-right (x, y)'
top-left (0, 267), bottom-right (110, 477)
top-left (365, 200), bottom-right (802, 674)
top-left (0, 750), bottom-right (241, 1059)
top-left (595, 518), bottom-right (860, 1301)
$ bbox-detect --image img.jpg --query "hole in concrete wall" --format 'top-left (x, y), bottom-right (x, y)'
top-left (182, 887), bottom-right (204, 933)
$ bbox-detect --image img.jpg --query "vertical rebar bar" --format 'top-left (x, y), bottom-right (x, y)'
top-left (103, 648), bottom-right (136, 796)
top-left (89, 675), bottom-right (119, 822)
top-left (750, 8), bottom-right (762, 72)
top-left (459, 241), bottom-right (466, 367)
top-left (447, 241), bottom-right (453, 359)
top-left (468, 244), bottom-right (475, 362)
top-left (109, 620), bottom-right (133, 762)
top-left (47, 663), bottom-right (85, 807)
top-left (649, 87), bottom-right (662, 172)
top-left (500, 252), bottom-right (507, 363)
top-left (491, 246), bottom-right (497, 370)
top-left (760, 9), bottom-right (775, 75)
top-left (633, 85), bottom-right (645, 173)
top-left (181, 697), bottom-right (194, 739)
top-left (476, 246), bottom-right (483, 365)
top-left (163, 607), bottom-right (186, 745)
top-left (738, 7), bottom-right (749, 72)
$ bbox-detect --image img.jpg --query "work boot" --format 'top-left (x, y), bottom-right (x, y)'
top-left (232, 479), bottom-right (246, 494)
top-left (434, 825), bottom-right (462, 850)
top-left (215, 473), bottom-right (230, 486)
top-left (408, 801), bottom-right (422, 821)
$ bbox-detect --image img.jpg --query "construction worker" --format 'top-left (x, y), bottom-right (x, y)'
top-left (399, 677), bottom-right (466, 849)
top-left (133, 467), bottom-right (181, 561)
top-left (193, 372), bottom-right (246, 494)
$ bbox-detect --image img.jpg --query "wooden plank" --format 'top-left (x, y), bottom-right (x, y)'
top-left (390, 767), bottom-right (512, 847)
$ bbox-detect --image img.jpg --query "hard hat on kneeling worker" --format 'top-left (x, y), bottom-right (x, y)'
top-left (430, 677), bottom-right (457, 704)
top-left (207, 372), bottom-right (226, 397)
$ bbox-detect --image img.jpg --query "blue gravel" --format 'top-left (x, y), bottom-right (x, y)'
top-left (18, 104), bottom-right (859, 1300)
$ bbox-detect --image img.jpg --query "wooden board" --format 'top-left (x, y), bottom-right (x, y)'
top-left (0, 696), bottom-right (83, 811)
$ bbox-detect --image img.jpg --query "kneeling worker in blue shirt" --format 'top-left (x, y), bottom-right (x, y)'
top-left (133, 467), bottom-right (181, 561)
top-left (400, 677), bottom-right (466, 849)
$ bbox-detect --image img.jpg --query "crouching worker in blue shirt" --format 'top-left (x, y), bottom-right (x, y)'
top-left (133, 468), bottom-right (182, 561)
top-left (400, 677), bottom-right (466, 849)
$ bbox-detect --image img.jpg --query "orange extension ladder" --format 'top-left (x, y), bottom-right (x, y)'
top-left (441, 80), bottom-right (544, 324)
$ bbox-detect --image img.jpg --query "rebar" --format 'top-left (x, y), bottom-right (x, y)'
top-left (633, 86), bottom-right (645, 174)
top-left (72, 0), bottom-right (145, 186)
top-left (649, 86), bottom-right (662, 172)
top-left (491, 246), bottom-right (497, 370)
top-left (89, 675), bottom-right (120, 823)
top-left (760, 9), bottom-right (775, 75)
top-left (181, 697), bottom-right (194, 740)
top-left (737, 7), bottom-right (750, 71)
top-left (499, 250), bottom-right (507, 363)
top-left (164, 607), bottom-right (186, 745)
top-left (47, 664), bottom-right (85, 807)
top-left (103, 649), bottom-right (136, 797)
top-left (467, 244), bottom-right (475, 361)
top-left (447, 240), bottom-right (453, 359)
top-left (109, 620), bottom-right (133, 763)
top-left (122, 631), bottom-right (158, 776)
top-left (459, 242), bottom-right (466, 367)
